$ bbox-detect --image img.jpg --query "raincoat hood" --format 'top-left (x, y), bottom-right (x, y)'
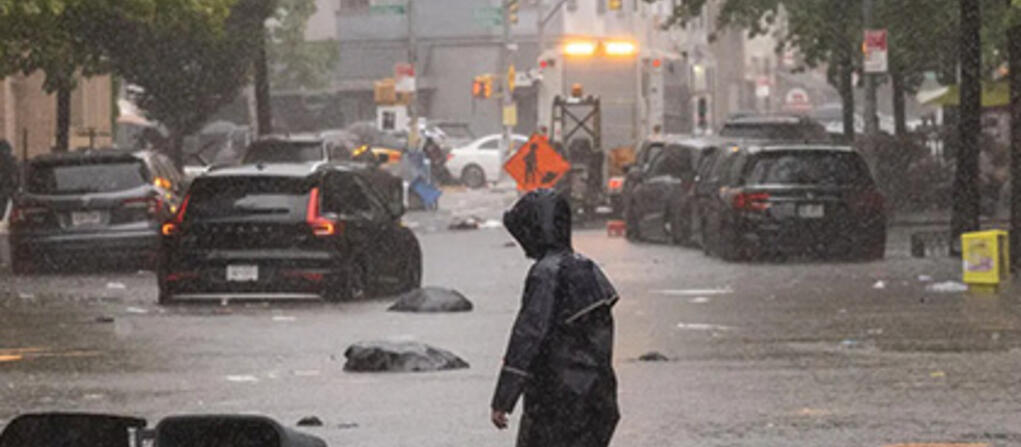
top-left (503, 189), bottom-right (572, 259)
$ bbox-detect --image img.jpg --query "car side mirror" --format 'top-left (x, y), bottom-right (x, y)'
top-left (376, 152), bottom-right (390, 164)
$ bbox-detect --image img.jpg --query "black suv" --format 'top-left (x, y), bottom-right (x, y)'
top-left (10, 149), bottom-right (186, 273)
top-left (695, 144), bottom-right (886, 261)
top-left (623, 138), bottom-right (718, 245)
top-left (158, 163), bottom-right (421, 304)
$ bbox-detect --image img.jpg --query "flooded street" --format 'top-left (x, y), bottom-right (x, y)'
top-left (2, 198), bottom-right (1019, 446)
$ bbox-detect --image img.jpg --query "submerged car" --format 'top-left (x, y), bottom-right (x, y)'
top-left (158, 163), bottom-right (421, 304)
top-left (696, 144), bottom-right (886, 261)
top-left (623, 138), bottom-right (718, 244)
top-left (9, 149), bottom-right (186, 273)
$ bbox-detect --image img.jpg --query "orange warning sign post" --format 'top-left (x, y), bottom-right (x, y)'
top-left (504, 134), bottom-right (571, 191)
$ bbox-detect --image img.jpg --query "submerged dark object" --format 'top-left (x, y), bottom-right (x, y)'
top-left (387, 287), bottom-right (473, 313)
top-left (343, 340), bottom-right (469, 372)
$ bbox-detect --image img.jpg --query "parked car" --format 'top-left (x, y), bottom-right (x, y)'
top-left (623, 138), bottom-right (718, 244)
top-left (9, 149), bottom-right (186, 273)
top-left (718, 115), bottom-right (830, 143)
top-left (241, 135), bottom-right (335, 164)
top-left (695, 144), bottom-right (886, 261)
top-left (446, 133), bottom-right (528, 188)
top-left (158, 163), bottom-right (421, 304)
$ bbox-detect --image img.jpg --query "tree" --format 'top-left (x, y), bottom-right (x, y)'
top-left (0, 0), bottom-right (110, 152)
top-left (655, 0), bottom-right (862, 141)
top-left (267, 0), bottom-right (338, 92)
top-left (951, 0), bottom-right (983, 248)
top-left (81, 0), bottom-right (274, 167)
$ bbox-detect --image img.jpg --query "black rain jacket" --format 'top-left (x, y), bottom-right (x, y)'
top-left (492, 189), bottom-right (620, 447)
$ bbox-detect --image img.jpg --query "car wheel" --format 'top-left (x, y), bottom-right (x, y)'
top-left (857, 229), bottom-right (887, 261)
top-left (157, 285), bottom-right (173, 305)
top-left (328, 259), bottom-right (368, 302)
top-left (700, 221), bottom-right (711, 256)
top-left (11, 254), bottom-right (32, 276)
top-left (461, 165), bottom-right (487, 189)
top-left (625, 203), bottom-right (642, 241)
top-left (719, 230), bottom-right (744, 262)
top-left (401, 241), bottom-right (423, 293)
top-left (669, 209), bottom-right (691, 246)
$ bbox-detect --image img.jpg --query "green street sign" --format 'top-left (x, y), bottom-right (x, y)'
top-left (370, 3), bottom-right (405, 15)
top-left (473, 6), bottom-right (502, 26)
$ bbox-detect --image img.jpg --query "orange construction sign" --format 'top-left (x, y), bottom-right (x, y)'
top-left (504, 133), bottom-right (571, 191)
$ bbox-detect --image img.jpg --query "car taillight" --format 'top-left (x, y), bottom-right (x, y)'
top-left (732, 192), bottom-right (771, 212)
top-left (10, 205), bottom-right (47, 224)
top-left (161, 194), bottom-right (190, 236)
top-left (446, 153), bottom-right (455, 161)
top-left (853, 190), bottom-right (886, 213)
top-left (306, 187), bottom-right (339, 237)
top-left (607, 176), bottom-right (624, 192)
top-left (123, 197), bottom-right (162, 217)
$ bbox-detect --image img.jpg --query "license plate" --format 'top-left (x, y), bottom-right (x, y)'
top-left (226, 265), bottom-right (259, 282)
top-left (71, 211), bottom-right (103, 226)
top-left (798, 204), bottom-right (825, 218)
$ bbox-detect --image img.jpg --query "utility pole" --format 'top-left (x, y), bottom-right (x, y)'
top-left (862, 0), bottom-right (878, 140)
top-left (499, 0), bottom-right (515, 181)
top-left (952, 0), bottom-right (982, 252)
top-left (1007, 0), bottom-right (1021, 265)
top-left (407, 0), bottom-right (419, 151)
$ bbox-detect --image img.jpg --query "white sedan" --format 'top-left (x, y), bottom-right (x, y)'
top-left (446, 133), bottom-right (528, 188)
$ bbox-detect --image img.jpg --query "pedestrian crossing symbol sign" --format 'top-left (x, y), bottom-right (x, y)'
top-left (504, 134), bottom-right (570, 191)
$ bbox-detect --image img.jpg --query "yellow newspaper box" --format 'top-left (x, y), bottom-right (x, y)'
top-left (961, 230), bottom-right (1010, 292)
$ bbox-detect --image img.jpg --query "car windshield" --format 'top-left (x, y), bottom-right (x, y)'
top-left (242, 141), bottom-right (323, 164)
top-left (185, 176), bottom-right (309, 221)
top-left (744, 150), bottom-right (872, 186)
top-left (26, 159), bottom-right (148, 194)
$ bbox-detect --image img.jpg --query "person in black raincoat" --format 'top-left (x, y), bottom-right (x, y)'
top-left (490, 189), bottom-right (620, 447)
top-left (0, 140), bottom-right (18, 218)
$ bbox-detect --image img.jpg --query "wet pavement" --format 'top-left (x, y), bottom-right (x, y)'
top-left (1, 189), bottom-right (1021, 446)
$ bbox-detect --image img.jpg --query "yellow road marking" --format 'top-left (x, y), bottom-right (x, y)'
top-left (0, 355), bottom-right (23, 362)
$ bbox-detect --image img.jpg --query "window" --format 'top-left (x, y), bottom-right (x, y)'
top-left (743, 151), bottom-right (873, 186)
top-left (479, 138), bottom-right (500, 151)
top-left (648, 148), bottom-right (694, 178)
top-left (323, 173), bottom-right (376, 217)
top-left (186, 177), bottom-right (311, 222)
top-left (28, 159), bottom-right (149, 195)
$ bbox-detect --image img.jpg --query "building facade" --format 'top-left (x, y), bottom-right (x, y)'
top-left (0, 73), bottom-right (114, 160)
top-left (332, 0), bottom-right (753, 139)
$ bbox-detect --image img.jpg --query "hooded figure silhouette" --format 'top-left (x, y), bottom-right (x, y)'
top-left (492, 189), bottom-right (620, 447)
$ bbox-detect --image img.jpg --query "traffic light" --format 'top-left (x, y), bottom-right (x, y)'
top-left (506, 0), bottom-right (518, 24)
top-left (483, 76), bottom-right (493, 98)
top-left (608, 0), bottom-right (622, 11)
top-left (472, 77), bottom-right (484, 98)
top-left (472, 75), bottom-right (493, 99)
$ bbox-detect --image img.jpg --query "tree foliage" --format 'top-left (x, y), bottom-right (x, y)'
top-left (268, 0), bottom-right (337, 91)
top-left (78, 0), bottom-right (274, 165)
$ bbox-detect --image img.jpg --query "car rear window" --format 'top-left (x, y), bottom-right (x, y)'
top-left (242, 141), bottom-right (323, 164)
top-left (719, 122), bottom-right (827, 141)
top-left (742, 151), bottom-right (873, 186)
top-left (186, 176), bottom-right (311, 221)
top-left (27, 159), bottom-right (149, 195)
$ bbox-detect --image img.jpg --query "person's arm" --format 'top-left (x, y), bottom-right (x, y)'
top-left (491, 261), bottom-right (558, 415)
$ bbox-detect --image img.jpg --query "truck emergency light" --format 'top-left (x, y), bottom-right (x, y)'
top-left (564, 41), bottom-right (597, 56)
top-left (604, 41), bottom-right (636, 56)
